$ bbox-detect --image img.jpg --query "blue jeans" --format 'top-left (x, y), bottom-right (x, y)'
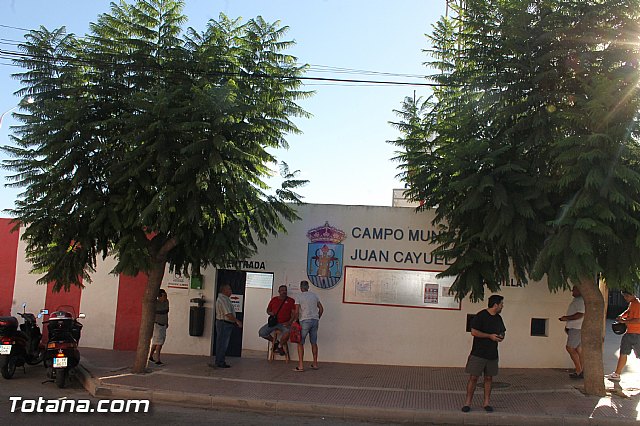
top-left (300, 319), bottom-right (319, 345)
top-left (258, 323), bottom-right (290, 339)
top-left (215, 320), bottom-right (234, 366)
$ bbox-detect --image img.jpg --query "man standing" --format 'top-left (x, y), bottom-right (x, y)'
top-left (462, 294), bottom-right (506, 413)
top-left (258, 285), bottom-right (295, 355)
top-left (606, 290), bottom-right (640, 382)
top-left (149, 289), bottom-right (169, 366)
top-left (212, 284), bottom-right (242, 368)
top-left (293, 280), bottom-right (323, 372)
top-left (559, 286), bottom-right (585, 378)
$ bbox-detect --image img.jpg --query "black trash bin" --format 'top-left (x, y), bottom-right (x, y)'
top-left (189, 297), bottom-right (206, 337)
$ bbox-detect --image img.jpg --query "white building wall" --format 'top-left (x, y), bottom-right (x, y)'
top-left (159, 267), bottom-right (215, 356)
top-left (80, 257), bottom-right (119, 349)
top-left (242, 287), bottom-right (273, 351)
top-left (244, 204), bottom-right (571, 369)
top-left (11, 226), bottom-right (47, 317)
top-left (5, 204), bottom-right (576, 369)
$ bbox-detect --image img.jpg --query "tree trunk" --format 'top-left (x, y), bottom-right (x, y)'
top-left (131, 236), bottom-right (177, 374)
top-left (576, 277), bottom-right (606, 396)
top-left (131, 260), bottom-right (166, 373)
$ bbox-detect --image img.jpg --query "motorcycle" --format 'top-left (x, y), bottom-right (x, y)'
top-left (42, 306), bottom-right (85, 388)
top-left (0, 303), bottom-right (45, 379)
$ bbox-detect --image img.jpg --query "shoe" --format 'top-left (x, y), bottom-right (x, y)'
top-left (149, 356), bottom-right (155, 362)
top-left (461, 406), bottom-right (470, 413)
top-left (569, 371), bottom-right (583, 379)
top-left (483, 405), bottom-right (494, 412)
top-left (276, 346), bottom-right (286, 356)
top-left (293, 367), bottom-right (304, 372)
top-left (216, 363), bottom-right (231, 368)
top-left (272, 341), bottom-right (280, 351)
top-left (155, 361), bottom-right (164, 366)
top-left (605, 372), bottom-right (621, 381)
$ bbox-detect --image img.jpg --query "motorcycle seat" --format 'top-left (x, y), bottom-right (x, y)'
top-left (0, 316), bottom-right (19, 332)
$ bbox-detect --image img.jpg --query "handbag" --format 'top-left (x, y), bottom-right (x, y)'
top-left (289, 321), bottom-right (302, 343)
top-left (268, 315), bottom-right (278, 327)
top-left (268, 297), bottom-right (287, 327)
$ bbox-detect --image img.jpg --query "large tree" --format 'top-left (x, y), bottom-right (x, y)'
top-left (390, 0), bottom-right (640, 395)
top-left (2, 0), bottom-right (311, 373)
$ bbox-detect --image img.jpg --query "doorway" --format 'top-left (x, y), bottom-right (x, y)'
top-left (213, 269), bottom-right (246, 357)
top-left (212, 269), bottom-right (274, 358)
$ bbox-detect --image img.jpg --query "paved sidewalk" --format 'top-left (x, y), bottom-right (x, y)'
top-left (76, 344), bottom-right (640, 425)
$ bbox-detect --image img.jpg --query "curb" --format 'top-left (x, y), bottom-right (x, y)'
top-left (76, 363), bottom-right (639, 425)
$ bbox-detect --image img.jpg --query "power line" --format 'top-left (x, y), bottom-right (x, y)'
top-left (0, 28), bottom-right (428, 81)
top-left (0, 48), bottom-right (444, 88)
top-left (0, 46), bottom-right (427, 81)
top-left (0, 24), bottom-right (31, 32)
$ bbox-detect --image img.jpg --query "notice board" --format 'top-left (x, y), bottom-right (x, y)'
top-left (343, 266), bottom-right (460, 310)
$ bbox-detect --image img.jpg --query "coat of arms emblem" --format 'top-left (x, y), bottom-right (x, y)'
top-left (306, 222), bottom-right (346, 289)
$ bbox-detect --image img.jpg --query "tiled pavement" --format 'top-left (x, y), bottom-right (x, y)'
top-left (77, 342), bottom-right (640, 425)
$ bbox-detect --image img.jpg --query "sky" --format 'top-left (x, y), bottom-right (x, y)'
top-left (0, 0), bottom-right (447, 213)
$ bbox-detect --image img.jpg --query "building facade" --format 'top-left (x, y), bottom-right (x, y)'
top-left (1, 204), bottom-right (575, 368)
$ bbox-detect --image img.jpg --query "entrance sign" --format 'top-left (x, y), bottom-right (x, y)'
top-left (343, 266), bottom-right (460, 310)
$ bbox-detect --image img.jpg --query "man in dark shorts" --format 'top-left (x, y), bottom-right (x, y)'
top-left (462, 294), bottom-right (506, 413)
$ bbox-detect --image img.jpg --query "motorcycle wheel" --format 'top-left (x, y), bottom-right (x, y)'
top-left (25, 349), bottom-right (45, 366)
top-left (55, 369), bottom-right (67, 388)
top-left (1, 356), bottom-right (16, 379)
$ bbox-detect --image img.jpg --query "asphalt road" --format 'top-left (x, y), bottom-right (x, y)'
top-left (0, 365), bottom-right (402, 426)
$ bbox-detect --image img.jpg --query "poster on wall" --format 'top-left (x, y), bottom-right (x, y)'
top-left (167, 271), bottom-right (189, 289)
top-left (343, 266), bottom-right (460, 310)
top-left (245, 272), bottom-right (274, 289)
top-left (229, 294), bottom-right (244, 313)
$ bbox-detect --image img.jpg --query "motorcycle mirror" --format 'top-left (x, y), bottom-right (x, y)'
top-left (78, 313), bottom-right (86, 319)
top-left (40, 309), bottom-right (49, 315)
top-left (22, 302), bottom-right (26, 312)
top-left (37, 313), bottom-right (43, 319)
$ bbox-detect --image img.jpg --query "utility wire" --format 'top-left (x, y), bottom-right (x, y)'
top-left (0, 44), bottom-right (427, 80)
top-left (0, 24), bottom-right (31, 32)
top-left (0, 48), bottom-right (445, 87)
top-left (0, 27), bottom-right (429, 80)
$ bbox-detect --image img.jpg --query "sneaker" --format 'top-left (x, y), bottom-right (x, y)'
top-left (569, 371), bottom-right (584, 379)
top-left (155, 361), bottom-right (164, 366)
top-left (272, 341), bottom-right (280, 351)
top-left (605, 372), bottom-right (621, 381)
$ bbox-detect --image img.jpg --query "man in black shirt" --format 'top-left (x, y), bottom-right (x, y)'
top-left (462, 295), bottom-right (506, 413)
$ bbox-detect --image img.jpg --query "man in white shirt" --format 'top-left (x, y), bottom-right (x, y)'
top-left (559, 286), bottom-right (585, 379)
top-left (211, 284), bottom-right (242, 368)
top-left (293, 280), bottom-right (323, 372)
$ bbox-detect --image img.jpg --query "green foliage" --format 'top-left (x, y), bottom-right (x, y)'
top-left (390, 0), bottom-right (640, 301)
top-left (2, 0), bottom-right (310, 290)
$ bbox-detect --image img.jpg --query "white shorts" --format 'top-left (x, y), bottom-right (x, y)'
top-left (152, 323), bottom-right (167, 345)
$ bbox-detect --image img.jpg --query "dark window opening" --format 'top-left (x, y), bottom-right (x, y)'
top-left (531, 318), bottom-right (548, 337)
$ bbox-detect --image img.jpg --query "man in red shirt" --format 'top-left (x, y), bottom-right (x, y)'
top-left (258, 285), bottom-right (295, 355)
top-left (606, 291), bottom-right (640, 382)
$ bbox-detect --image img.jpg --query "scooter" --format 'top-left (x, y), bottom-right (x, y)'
top-left (42, 306), bottom-right (85, 388)
top-left (0, 303), bottom-right (45, 379)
